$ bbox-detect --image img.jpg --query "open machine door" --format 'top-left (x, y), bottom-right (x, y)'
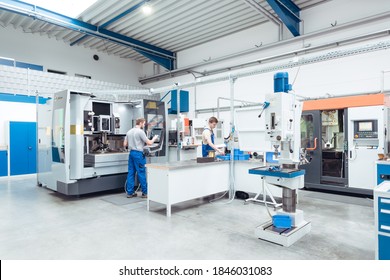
top-left (300, 109), bottom-right (349, 192)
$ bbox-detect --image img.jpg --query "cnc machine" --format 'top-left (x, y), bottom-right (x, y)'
top-left (37, 90), bottom-right (167, 195)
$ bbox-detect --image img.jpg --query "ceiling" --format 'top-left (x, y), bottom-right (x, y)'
top-left (0, 0), bottom-right (329, 66)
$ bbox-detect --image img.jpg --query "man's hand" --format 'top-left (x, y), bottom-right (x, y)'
top-left (217, 148), bottom-right (225, 155)
top-left (152, 135), bottom-right (159, 142)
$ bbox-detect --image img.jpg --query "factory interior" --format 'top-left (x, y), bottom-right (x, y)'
top-left (1, 0), bottom-right (390, 267)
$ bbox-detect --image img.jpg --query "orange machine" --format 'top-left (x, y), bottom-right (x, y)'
top-left (300, 93), bottom-right (389, 196)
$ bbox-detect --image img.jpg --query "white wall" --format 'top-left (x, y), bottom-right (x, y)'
top-left (141, 0), bottom-right (390, 137)
top-left (0, 25), bottom-right (142, 86)
top-left (155, 45), bottom-right (390, 137)
top-left (177, 22), bottom-right (280, 68)
top-left (302, 0), bottom-right (389, 33)
top-left (0, 102), bottom-right (36, 148)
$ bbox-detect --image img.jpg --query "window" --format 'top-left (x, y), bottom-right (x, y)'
top-left (75, 73), bottom-right (91, 79)
top-left (47, 69), bottom-right (67, 75)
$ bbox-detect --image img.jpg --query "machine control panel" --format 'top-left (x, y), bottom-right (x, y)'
top-left (353, 120), bottom-right (378, 139)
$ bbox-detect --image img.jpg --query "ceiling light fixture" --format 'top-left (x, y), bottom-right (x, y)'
top-left (142, 4), bottom-right (152, 15)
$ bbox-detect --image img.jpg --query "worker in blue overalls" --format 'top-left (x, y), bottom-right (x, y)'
top-left (202, 116), bottom-right (225, 157)
top-left (124, 118), bottom-right (158, 198)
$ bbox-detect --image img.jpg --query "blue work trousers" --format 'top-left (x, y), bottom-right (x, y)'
top-left (126, 150), bottom-right (147, 195)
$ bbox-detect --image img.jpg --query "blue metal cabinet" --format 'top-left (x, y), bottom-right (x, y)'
top-left (374, 182), bottom-right (390, 260)
top-left (169, 90), bottom-right (189, 114)
top-left (378, 235), bottom-right (390, 260)
top-left (0, 150), bottom-right (7, 176)
top-left (377, 163), bottom-right (390, 185)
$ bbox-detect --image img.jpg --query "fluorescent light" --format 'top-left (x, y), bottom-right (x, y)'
top-left (22, 0), bottom-right (99, 18)
top-left (142, 4), bottom-right (152, 15)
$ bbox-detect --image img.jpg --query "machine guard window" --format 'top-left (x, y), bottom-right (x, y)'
top-left (301, 114), bottom-right (315, 150)
top-left (52, 108), bottom-right (65, 163)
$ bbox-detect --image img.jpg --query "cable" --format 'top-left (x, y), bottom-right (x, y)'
top-left (209, 159), bottom-right (235, 204)
top-left (292, 65), bottom-right (301, 86)
top-left (209, 158), bottom-right (236, 204)
top-left (264, 200), bottom-right (273, 219)
top-left (123, 179), bottom-right (141, 194)
top-left (262, 179), bottom-right (274, 219)
top-left (209, 190), bottom-right (229, 203)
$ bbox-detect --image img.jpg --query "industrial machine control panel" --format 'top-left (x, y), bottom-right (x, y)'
top-left (353, 120), bottom-right (378, 139)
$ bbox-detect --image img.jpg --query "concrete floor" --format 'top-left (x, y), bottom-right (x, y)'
top-left (0, 175), bottom-right (375, 260)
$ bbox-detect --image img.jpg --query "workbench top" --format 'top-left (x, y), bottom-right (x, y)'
top-left (376, 160), bottom-right (390, 165)
top-left (147, 158), bottom-right (262, 170)
top-left (146, 159), bottom-right (226, 170)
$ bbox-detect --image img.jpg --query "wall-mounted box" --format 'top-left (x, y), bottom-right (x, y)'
top-left (169, 90), bottom-right (189, 114)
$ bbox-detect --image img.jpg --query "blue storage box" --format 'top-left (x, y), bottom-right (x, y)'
top-left (216, 155), bottom-right (230, 161)
top-left (234, 148), bottom-right (244, 155)
top-left (234, 154), bottom-right (250, 160)
top-left (272, 214), bottom-right (292, 229)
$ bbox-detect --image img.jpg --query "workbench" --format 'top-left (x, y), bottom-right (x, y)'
top-left (146, 160), bottom-right (229, 217)
top-left (146, 159), bottom-right (282, 217)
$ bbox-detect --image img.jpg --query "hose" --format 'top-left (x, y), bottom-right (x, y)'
top-left (123, 179), bottom-right (141, 194)
top-left (262, 179), bottom-right (274, 219)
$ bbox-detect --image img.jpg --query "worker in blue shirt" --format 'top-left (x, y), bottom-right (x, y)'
top-left (202, 116), bottom-right (225, 157)
top-left (124, 118), bottom-right (158, 198)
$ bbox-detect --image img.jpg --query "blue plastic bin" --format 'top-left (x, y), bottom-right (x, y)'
top-left (234, 154), bottom-right (250, 160)
top-left (216, 155), bottom-right (230, 161)
top-left (272, 214), bottom-right (292, 229)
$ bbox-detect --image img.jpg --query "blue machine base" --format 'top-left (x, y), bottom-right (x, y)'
top-left (249, 166), bottom-right (305, 178)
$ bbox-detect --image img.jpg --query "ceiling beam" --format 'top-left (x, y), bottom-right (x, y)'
top-left (243, 0), bottom-right (283, 40)
top-left (266, 0), bottom-right (301, 36)
top-left (0, 0), bottom-right (175, 70)
top-left (71, 0), bottom-right (150, 46)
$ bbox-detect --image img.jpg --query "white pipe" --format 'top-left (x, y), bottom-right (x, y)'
top-left (302, 89), bottom-right (390, 101)
top-left (176, 86), bottom-right (181, 161)
top-left (382, 70), bottom-right (390, 93)
top-left (228, 77), bottom-right (236, 201)
top-left (35, 89), bottom-right (39, 186)
top-left (148, 39), bottom-right (390, 95)
top-left (217, 97), bottom-right (259, 119)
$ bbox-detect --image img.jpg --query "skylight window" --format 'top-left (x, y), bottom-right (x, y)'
top-left (22, 0), bottom-right (99, 18)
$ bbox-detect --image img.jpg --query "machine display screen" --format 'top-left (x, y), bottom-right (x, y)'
top-left (93, 102), bottom-right (111, 116)
top-left (151, 128), bottom-right (163, 143)
top-left (354, 119), bottom-right (378, 139)
top-left (358, 121), bottom-right (373, 132)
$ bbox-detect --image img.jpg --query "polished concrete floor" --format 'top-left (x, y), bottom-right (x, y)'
top-left (0, 175), bottom-right (375, 260)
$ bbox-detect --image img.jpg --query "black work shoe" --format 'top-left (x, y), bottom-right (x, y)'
top-left (126, 193), bottom-right (137, 198)
top-left (141, 193), bottom-right (147, 198)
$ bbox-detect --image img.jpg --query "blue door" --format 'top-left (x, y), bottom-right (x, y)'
top-left (0, 150), bottom-right (7, 176)
top-left (10, 121), bottom-right (37, 175)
